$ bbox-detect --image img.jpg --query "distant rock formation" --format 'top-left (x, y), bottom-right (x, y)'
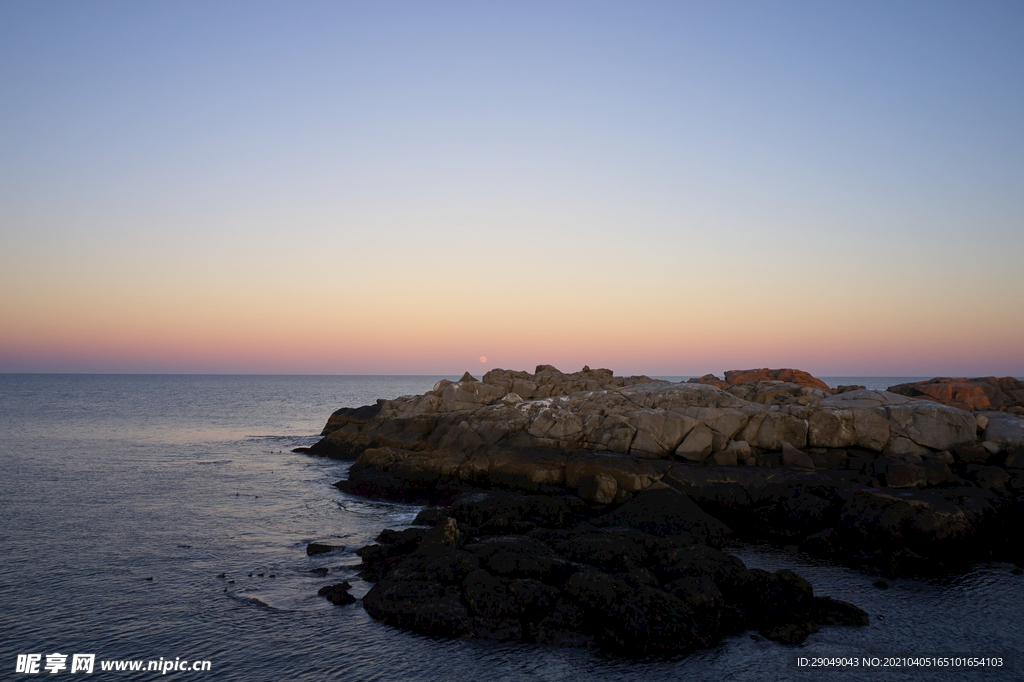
top-left (311, 364), bottom-right (1003, 468)
top-left (689, 368), bottom-right (831, 392)
top-left (887, 376), bottom-right (1024, 413)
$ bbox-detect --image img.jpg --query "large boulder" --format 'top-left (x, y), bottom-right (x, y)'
top-left (724, 368), bottom-right (831, 391)
top-left (982, 413), bottom-right (1024, 447)
top-left (629, 409), bottom-right (698, 457)
top-left (885, 403), bottom-right (977, 451)
top-left (834, 487), bottom-right (996, 573)
top-left (888, 377), bottom-right (1024, 411)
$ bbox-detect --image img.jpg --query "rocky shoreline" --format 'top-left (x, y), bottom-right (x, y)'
top-left (300, 366), bottom-right (1024, 652)
top-left (331, 487), bottom-right (869, 654)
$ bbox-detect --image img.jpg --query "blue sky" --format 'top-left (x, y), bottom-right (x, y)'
top-left (1, 1), bottom-right (1022, 375)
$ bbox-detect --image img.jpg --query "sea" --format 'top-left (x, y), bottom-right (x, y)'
top-left (1, 374), bottom-right (1021, 681)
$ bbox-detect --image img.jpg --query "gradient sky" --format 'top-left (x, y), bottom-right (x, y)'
top-left (1, 1), bottom-right (1022, 376)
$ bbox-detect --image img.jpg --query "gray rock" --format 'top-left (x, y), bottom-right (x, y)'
top-left (749, 410), bottom-right (808, 450)
top-left (886, 403), bottom-right (977, 451)
top-left (819, 389), bottom-right (917, 409)
top-left (983, 413), bottom-right (1024, 446)
top-left (675, 423), bottom-right (714, 462)
top-left (723, 440), bottom-right (752, 460)
top-left (808, 409), bottom-right (856, 448)
top-left (886, 436), bottom-right (932, 456)
top-left (629, 410), bottom-right (698, 456)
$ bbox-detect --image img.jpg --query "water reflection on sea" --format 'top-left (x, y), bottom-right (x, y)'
top-left (0, 374), bottom-right (1019, 681)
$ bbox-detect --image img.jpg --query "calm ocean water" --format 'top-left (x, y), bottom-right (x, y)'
top-left (1, 374), bottom-right (1021, 681)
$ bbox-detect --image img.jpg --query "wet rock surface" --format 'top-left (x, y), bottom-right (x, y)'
top-left (356, 488), bottom-right (868, 654)
top-left (317, 581), bottom-right (356, 605)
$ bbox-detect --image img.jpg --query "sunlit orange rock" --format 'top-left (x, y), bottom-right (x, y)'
top-left (723, 368), bottom-right (831, 391)
top-left (917, 382), bottom-right (992, 409)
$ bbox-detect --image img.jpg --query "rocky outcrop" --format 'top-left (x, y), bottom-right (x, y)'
top-left (356, 488), bottom-right (867, 653)
top-left (305, 364), bottom-right (1024, 576)
top-left (887, 377), bottom-right (1024, 413)
top-left (317, 582), bottom-right (356, 605)
top-left (310, 365), bottom-right (1019, 478)
top-left (720, 368), bottom-right (831, 391)
top-left (663, 464), bottom-right (1022, 575)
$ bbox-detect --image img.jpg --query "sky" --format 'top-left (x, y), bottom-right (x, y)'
top-left (1, 1), bottom-right (1022, 377)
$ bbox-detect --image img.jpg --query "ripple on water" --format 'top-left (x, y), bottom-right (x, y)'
top-left (3, 375), bottom-right (1023, 682)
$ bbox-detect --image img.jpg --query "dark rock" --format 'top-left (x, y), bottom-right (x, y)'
top-left (362, 579), bottom-right (472, 636)
top-left (376, 527), bottom-right (429, 548)
top-left (420, 517), bottom-right (460, 547)
top-left (812, 596), bottom-right (869, 626)
top-left (412, 506), bottom-right (449, 526)
top-left (873, 580), bottom-right (889, 589)
top-left (479, 513), bottom-right (536, 535)
top-left (462, 569), bottom-right (520, 621)
top-left (306, 542), bottom-right (344, 556)
top-left (966, 465), bottom-right (1010, 489)
top-left (309, 567), bottom-right (329, 577)
top-left (318, 582), bottom-right (356, 606)
top-left (529, 596), bottom-right (595, 648)
top-left (835, 488), bottom-right (979, 572)
top-left (782, 443), bottom-right (815, 470)
top-left (759, 621), bottom-right (820, 644)
top-left (728, 568), bottom-right (813, 628)
top-left (554, 533), bottom-right (646, 573)
top-left (954, 441), bottom-right (993, 465)
top-left (509, 577), bottom-right (560, 616)
top-left (665, 575), bottom-right (724, 613)
top-left (562, 570), bottom-right (708, 653)
top-left (593, 488), bottom-right (731, 547)
top-left (801, 527), bottom-right (837, 556)
top-left (1004, 446), bottom-right (1024, 469)
top-left (750, 491), bottom-right (834, 540)
top-left (387, 546), bottom-right (480, 585)
top-left (882, 463), bottom-right (931, 488)
top-left (619, 567), bottom-right (662, 590)
top-left (352, 492), bottom-right (869, 655)
top-left (447, 491), bottom-right (585, 531)
top-left (356, 530), bottom-right (436, 582)
top-left (653, 544), bottom-right (746, 587)
top-left (810, 449), bottom-right (847, 470)
top-left (463, 535), bottom-right (573, 584)
top-left (578, 473), bottom-right (618, 505)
